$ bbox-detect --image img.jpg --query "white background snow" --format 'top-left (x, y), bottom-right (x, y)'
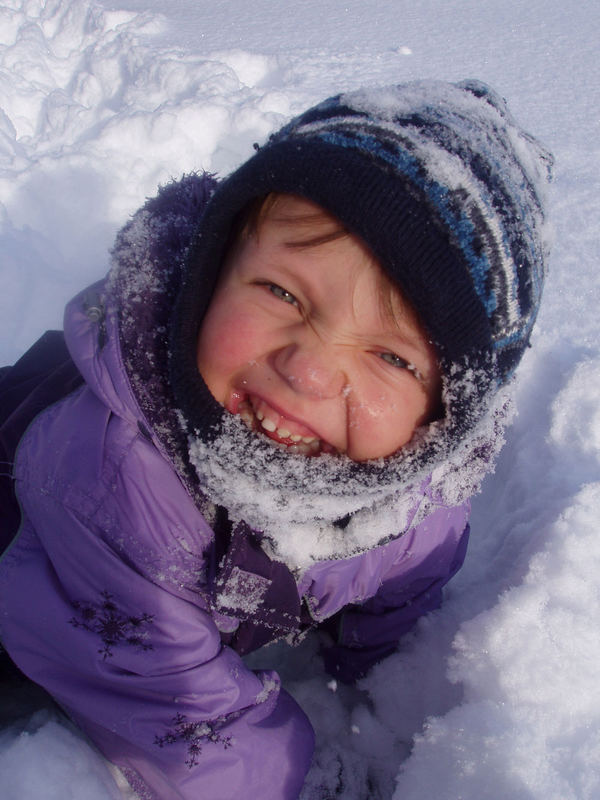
top-left (1, 0), bottom-right (599, 797)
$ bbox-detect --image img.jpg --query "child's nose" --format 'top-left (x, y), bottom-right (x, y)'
top-left (272, 342), bottom-right (347, 399)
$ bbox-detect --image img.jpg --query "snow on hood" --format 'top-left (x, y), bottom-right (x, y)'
top-left (187, 365), bottom-right (513, 570)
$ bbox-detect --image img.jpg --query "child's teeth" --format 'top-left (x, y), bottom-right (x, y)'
top-left (240, 410), bottom-right (254, 429)
top-left (261, 417), bottom-right (277, 432)
top-left (249, 400), bottom-right (321, 449)
top-left (289, 443), bottom-right (310, 455)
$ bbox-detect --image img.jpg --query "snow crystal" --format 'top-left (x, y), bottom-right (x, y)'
top-left (254, 673), bottom-right (280, 704)
top-left (216, 566), bottom-right (271, 613)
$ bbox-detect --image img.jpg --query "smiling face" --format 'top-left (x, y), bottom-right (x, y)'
top-left (196, 195), bottom-right (441, 461)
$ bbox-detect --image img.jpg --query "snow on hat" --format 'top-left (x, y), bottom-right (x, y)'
top-left (172, 79), bottom-right (552, 442)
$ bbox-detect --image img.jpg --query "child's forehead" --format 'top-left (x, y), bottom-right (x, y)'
top-left (262, 193), bottom-right (339, 223)
top-left (256, 193), bottom-right (345, 244)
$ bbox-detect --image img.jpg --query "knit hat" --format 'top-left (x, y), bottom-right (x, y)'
top-left (168, 80), bottom-right (552, 565)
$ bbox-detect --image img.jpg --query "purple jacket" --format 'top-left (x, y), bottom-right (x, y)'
top-left (0, 178), bottom-right (470, 799)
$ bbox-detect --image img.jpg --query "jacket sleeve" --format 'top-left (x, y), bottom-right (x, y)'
top-left (320, 509), bottom-right (470, 683)
top-left (0, 399), bottom-right (314, 800)
top-left (1, 521), bottom-right (314, 800)
top-left (0, 331), bottom-right (83, 554)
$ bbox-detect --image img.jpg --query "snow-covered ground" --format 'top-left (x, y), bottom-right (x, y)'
top-left (1, 0), bottom-right (599, 797)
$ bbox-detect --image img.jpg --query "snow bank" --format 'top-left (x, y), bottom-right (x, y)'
top-left (0, 0), bottom-right (293, 363)
top-left (0, 710), bottom-right (126, 800)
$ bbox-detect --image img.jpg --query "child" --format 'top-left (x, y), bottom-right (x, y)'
top-left (0, 80), bottom-right (551, 799)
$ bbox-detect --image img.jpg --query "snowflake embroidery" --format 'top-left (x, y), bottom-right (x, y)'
top-left (69, 590), bottom-right (154, 659)
top-left (154, 713), bottom-right (234, 768)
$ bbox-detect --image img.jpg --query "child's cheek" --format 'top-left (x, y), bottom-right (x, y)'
top-left (350, 396), bottom-right (395, 435)
top-left (347, 388), bottom-right (416, 460)
top-left (201, 297), bottom-right (270, 384)
top-left (220, 307), bottom-right (269, 365)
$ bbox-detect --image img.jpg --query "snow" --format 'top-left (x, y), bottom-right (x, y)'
top-left (0, 711), bottom-right (126, 800)
top-left (188, 380), bottom-right (510, 570)
top-left (1, 0), bottom-right (599, 798)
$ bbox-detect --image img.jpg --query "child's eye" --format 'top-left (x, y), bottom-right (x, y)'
top-left (266, 283), bottom-right (299, 307)
top-left (379, 352), bottom-right (423, 381)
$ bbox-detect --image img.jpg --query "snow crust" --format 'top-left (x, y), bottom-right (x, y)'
top-left (1, 0), bottom-right (600, 798)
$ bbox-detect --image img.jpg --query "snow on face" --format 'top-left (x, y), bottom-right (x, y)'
top-left (196, 195), bottom-right (441, 462)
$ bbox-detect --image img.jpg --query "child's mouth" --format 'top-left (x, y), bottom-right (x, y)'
top-left (233, 395), bottom-right (337, 456)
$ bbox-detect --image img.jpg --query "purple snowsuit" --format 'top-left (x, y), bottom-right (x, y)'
top-left (0, 175), bottom-right (469, 799)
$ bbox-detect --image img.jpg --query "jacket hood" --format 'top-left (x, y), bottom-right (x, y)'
top-left (105, 173), bottom-right (219, 510)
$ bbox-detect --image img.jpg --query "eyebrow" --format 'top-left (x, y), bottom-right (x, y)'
top-left (283, 229), bottom-right (348, 249)
top-left (377, 285), bottom-right (432, 353)
top-left (266, 210), bottom-right (347, 250)
top-left (371, 305), bottom-right (438, 386)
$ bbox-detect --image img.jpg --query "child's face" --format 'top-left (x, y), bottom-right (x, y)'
top-left (197, 196), bottom-right (441, 461)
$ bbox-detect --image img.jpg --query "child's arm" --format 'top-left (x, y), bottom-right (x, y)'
top-left (320, 509), bottom-right (470, 683)
top-left (2, 535), bottom-right (313, 798)
top-left (0, 390), bottom-right (314, 800)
